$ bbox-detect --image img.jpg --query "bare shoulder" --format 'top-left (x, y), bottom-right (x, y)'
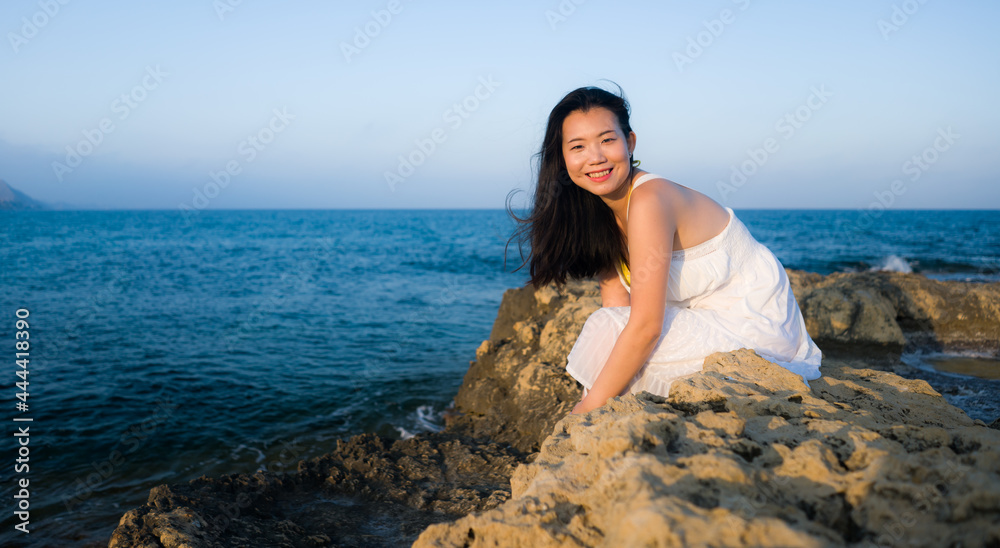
top-left (630, 175), bottom-right (707, 214)
top-left (629, 174), bottom-right (679, 205)
top-left (629, 175), bottom-right (729, 247)
top-left (627, 176), bottom-right (676, 224)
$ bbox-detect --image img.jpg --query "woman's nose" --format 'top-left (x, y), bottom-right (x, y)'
top-left (587, 146), bottom-right (607, 163)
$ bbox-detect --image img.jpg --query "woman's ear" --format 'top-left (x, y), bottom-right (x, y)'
top-left (627, 131), bottom-right (637, 155)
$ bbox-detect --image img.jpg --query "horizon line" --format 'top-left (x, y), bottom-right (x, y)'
top-left (5, 206), bottom-right (1000, 213)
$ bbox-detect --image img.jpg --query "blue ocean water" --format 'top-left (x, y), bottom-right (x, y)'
top-left (736, 209), bottom-right (1000, 282)
top-left (0, 208), bottom-right (997, 546)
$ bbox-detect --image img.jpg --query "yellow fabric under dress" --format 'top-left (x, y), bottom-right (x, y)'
top-left (566, 173), bottom-right (823, 398)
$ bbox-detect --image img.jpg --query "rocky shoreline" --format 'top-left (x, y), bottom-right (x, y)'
top-left (108, 271), bottom-right (1000, 547)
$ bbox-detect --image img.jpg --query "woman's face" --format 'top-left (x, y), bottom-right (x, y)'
top-left (561, 107), bottom-right (636, 197)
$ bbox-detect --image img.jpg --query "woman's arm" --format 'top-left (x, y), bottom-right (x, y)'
top-left (573, 183), bottom-right (675, 414)
top-left (599, 267), bottom-right (630, 308)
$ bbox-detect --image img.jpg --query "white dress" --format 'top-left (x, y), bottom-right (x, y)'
top-left (565, 173), bottom-right (823, 398)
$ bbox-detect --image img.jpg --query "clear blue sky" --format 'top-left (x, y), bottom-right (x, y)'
top-left (2, 0), bottom-right (998, 210)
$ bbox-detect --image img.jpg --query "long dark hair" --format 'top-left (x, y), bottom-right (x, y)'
top-left (505, 84), bottom-right (637, 289)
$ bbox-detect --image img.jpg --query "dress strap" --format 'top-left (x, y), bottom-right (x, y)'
top-left (626, 173), bottom-right (662, 221)
top-left (614, 260), bottom-right (632, 294)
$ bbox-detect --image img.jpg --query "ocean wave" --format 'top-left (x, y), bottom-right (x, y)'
top-left (393, 403), bottom-right (446, 440)
top-left (869, 254), bottom-right (913, 273)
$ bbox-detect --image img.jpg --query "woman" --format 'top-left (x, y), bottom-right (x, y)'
top-left (506, 84), bottom-right (823, 415)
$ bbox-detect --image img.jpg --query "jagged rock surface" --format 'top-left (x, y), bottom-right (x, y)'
top-left (447, 280), bottom-right (594, 453)
top-left (109, 433), bottom-right (522, 547)
top-left (793, 271), bottom-right (1000, 355)
top-left (109, 271), bottom-right (1000, 547)
top-left (416, 349), bottom-right (1000, 547)
top-left (446, 271), bottom-right (1000, 454)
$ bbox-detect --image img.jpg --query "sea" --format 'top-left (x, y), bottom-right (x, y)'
top-left (0, 208), bottom-right (998, 546)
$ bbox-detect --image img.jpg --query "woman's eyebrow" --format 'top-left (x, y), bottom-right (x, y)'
top-left (566, 129), bottom-right (617, 143)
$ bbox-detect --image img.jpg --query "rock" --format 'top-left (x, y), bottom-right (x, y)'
top-left (415, 350), bottom-right (1000, 548)
top-left (792, 271), bottom-right (1000, 355)
top-left (796, 276), bottom-right (908, 351)
top-left (785, 269), bottom-right (825, 296)
top-left (447, 278), bottom-right (594, 453)
top-left (110, 270), bottom-right (1000, 546)
top-left (448, 271), bottom-right (1000, 454)
top-left (0, 179), bottom-right (48, 210)
top-left (108, 432), bottom-right (522, 547)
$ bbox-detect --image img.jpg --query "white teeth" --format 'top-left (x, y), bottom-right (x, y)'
top-left (588, 169), bottom-right (611, 178)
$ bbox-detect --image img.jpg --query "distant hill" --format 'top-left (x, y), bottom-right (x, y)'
top-left (0, 179), bottom-right (48, 210)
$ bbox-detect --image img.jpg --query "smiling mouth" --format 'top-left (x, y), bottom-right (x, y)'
top-left (587, 168), bottom-right (612, 179)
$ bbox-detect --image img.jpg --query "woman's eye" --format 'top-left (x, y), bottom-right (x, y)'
top-left (603, 138), bottom-right (616, 143)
